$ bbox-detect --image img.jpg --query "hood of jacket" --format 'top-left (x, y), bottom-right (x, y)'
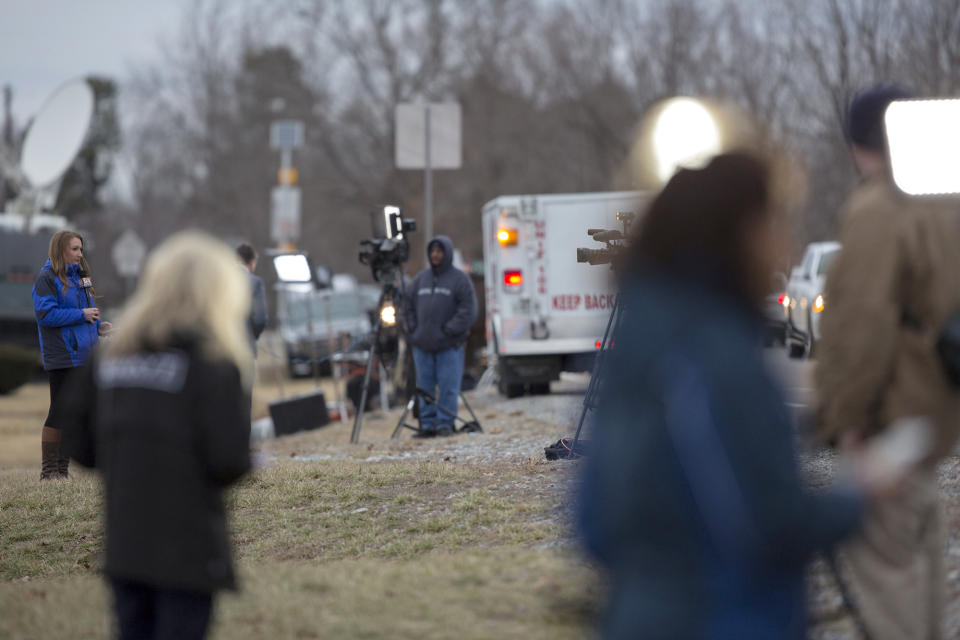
top-left (427, 235), bottom-right (455, 274)
top-left (404, 236), bottom-right (478, 353)
top-left (41, 259), bottom-right (81, 275)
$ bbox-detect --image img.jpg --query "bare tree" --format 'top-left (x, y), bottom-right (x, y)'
top-left (119, 0), bottom-right (960, 279)
top-left (898, 0), bottom-right (960, 94)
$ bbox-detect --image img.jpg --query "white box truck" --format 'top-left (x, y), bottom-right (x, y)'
top-left (481, 191), bottom-right (645, 397)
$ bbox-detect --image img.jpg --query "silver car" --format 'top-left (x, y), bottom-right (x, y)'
top-left (763, 272), bottom-right (789, 346)
top-left (279, 289), bottom-right (372, 377)
top-left (786, 242), bottom-right (841, 358)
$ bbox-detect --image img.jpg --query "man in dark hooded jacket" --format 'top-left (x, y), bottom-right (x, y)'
top-left (403, 236), bottom-right (477, 437)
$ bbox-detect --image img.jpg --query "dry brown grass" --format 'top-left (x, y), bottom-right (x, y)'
top-left (0, 550), bottom-right (599, 640)
top-left (0, 456), bottom-right (597, 638)
top-left (0, 460), bottom-right (569, 577)
top-left (0, 353), bottom-right (343, 470)
top-left (0, 382), bottom-right (49, 470)
top-left (0, 341), bottom-right (599, 638)
top-left (229, 461), bottom-right (563, 563)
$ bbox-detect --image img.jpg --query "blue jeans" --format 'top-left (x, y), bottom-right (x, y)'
top-left (412, 344), bottom-right (464, 431)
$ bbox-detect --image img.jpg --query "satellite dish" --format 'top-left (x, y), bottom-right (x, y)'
top-left (20, 79), bottom-right (95, 189)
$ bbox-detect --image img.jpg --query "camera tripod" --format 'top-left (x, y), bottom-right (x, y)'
top-left (546, 292), bottom-right (623, 459)
top-left (391, 387), bottom-right (482, 438)
top-left (351, 279), bottom-right (402, 444)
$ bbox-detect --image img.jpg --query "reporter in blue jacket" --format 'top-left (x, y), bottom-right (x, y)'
top-left (577, 153), bottom-right (880, 639)
top-left (32, 230), bottom-right (110, 480)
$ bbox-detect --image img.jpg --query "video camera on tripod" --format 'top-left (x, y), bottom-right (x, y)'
top-left (351, 206), bottom-right (415, 443)
top-left (352, 205), bottom-right (483, 444)
top-left (359, 206), bottom-right (417, 284)
top-left (547, 211), bottom-right (638, 460)
top-left (575, 211), bottom-right (636, 266)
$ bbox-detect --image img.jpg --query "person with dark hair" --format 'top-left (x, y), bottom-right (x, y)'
top-left (577, 152), bottom-right (897, 639)
top-left (63, 231), bottom-right (253, 640)
top-left (237, 242), bottom-right (267, 358)
top-left (32, 229), bottom-right (111, 480)
top-left (814, 84), bottom-right (960, 640)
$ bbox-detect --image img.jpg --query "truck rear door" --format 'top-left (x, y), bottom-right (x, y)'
top-left (530, 193), bottom-right (642, 354)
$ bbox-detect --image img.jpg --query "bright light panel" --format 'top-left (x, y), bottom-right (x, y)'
top-left (273, 253), bottom-right (312, 282)
top-left (380, 304), bottom-right (397, 326)
top-left (383, 205), bottom-right (402, 239)
top-left (652, 98), bottom-right (722, 184)
top-left (886, 99), bottom-right (960, 196)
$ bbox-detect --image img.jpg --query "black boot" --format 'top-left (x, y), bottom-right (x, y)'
top-left (57, 454), bottom-right (70, 478)
top-left (40, 441), bottom-right (61, 480)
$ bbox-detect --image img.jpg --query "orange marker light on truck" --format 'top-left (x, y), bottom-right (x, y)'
top-left (813, 294), bottom-right (825, 313)
top-left (504, 270), bottom-right (523, 286)
top-left (497, 229), bottom-right (518, 246)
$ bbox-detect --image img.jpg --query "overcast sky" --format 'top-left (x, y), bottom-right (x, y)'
top-left (0, 0), bottom-right (189, 123)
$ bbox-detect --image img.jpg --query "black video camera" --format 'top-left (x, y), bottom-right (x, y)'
top-left (359, 206), bottom-right (417, 283)
top-left (576, 211), bottom-right (636, 267)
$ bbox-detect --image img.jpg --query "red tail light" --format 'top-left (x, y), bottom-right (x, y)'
top-left (777, 294), bottom-right (785, 305)
top-left (504, 270), bottom-right (523, 286)
top-left (595, 340), bottom-right (602, 349)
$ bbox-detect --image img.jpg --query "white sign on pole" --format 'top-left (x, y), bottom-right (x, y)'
top-left (395, 103), bottom-right (462, 169)
top-left (111, 229), bottom-right (147, 278)
top-left (270, 120), bottom-right (305, 150)
top-left (270, 186), bottom-right (302, 242)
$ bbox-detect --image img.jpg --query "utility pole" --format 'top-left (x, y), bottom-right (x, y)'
top-left (2, 85), bottom-right (13, 149)
top-left (269, 120), bottom-right (304, 251)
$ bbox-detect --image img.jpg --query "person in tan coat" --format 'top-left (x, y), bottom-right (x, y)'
top-left (815, 85), bottom-right (960, 640)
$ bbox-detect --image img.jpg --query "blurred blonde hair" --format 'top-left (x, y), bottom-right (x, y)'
top-left (105, 230), bottom-right (253, 387)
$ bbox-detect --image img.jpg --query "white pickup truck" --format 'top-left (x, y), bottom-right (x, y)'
top-left (785, 241), bottom-right (841, 358)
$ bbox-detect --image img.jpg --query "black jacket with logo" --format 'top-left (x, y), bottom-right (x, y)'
top-left (63, 338), bottom-right (251, 592)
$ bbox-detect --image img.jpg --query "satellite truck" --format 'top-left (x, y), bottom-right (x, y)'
top-left (481, 190), bottom-right (645, 397)
top-left (1, 79), bottom-right (95, 348)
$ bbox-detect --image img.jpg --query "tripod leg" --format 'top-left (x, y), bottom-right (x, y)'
top-left (430, 398), bottom-right (460, 423)
top-left (570, 297), bottom-right (621, 454)
top-left (459, 392), bottom-right (480, 424)
top-left (351, 319), bottom-right (382, 444)
top-left (391, 396), bottom-right (417, 438)
top-left (569, 370), bottom-right (600, 454)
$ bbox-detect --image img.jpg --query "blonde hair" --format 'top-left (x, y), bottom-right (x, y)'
top-left (105, 230), bottom-right (253, 387)
top-left (48, 230), bottom-right (94, 295)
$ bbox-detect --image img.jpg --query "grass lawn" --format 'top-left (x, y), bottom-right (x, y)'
top-left (0, 375), bottom-right (601, 638)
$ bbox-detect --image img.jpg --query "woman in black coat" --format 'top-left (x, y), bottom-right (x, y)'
top-left (64, 231), bottom-right (253, 640)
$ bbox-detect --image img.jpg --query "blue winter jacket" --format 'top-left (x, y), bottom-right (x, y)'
top-left (404, 236), bottom-right (478, 353)
top-left (32, 260), bottom-right (100, 370)
top-left (577, 272), bottom-right (863, 640)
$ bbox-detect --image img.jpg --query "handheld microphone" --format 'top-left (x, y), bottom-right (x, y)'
top-left (78, 268), bottom-right (93, 289)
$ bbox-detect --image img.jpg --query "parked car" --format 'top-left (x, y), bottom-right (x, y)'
top-left (763, 272), bottom-right (789, 346)
top-left (278, 288), bottom-right (372, 377)
top-left (785, 241), bottom-right (841, 358)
